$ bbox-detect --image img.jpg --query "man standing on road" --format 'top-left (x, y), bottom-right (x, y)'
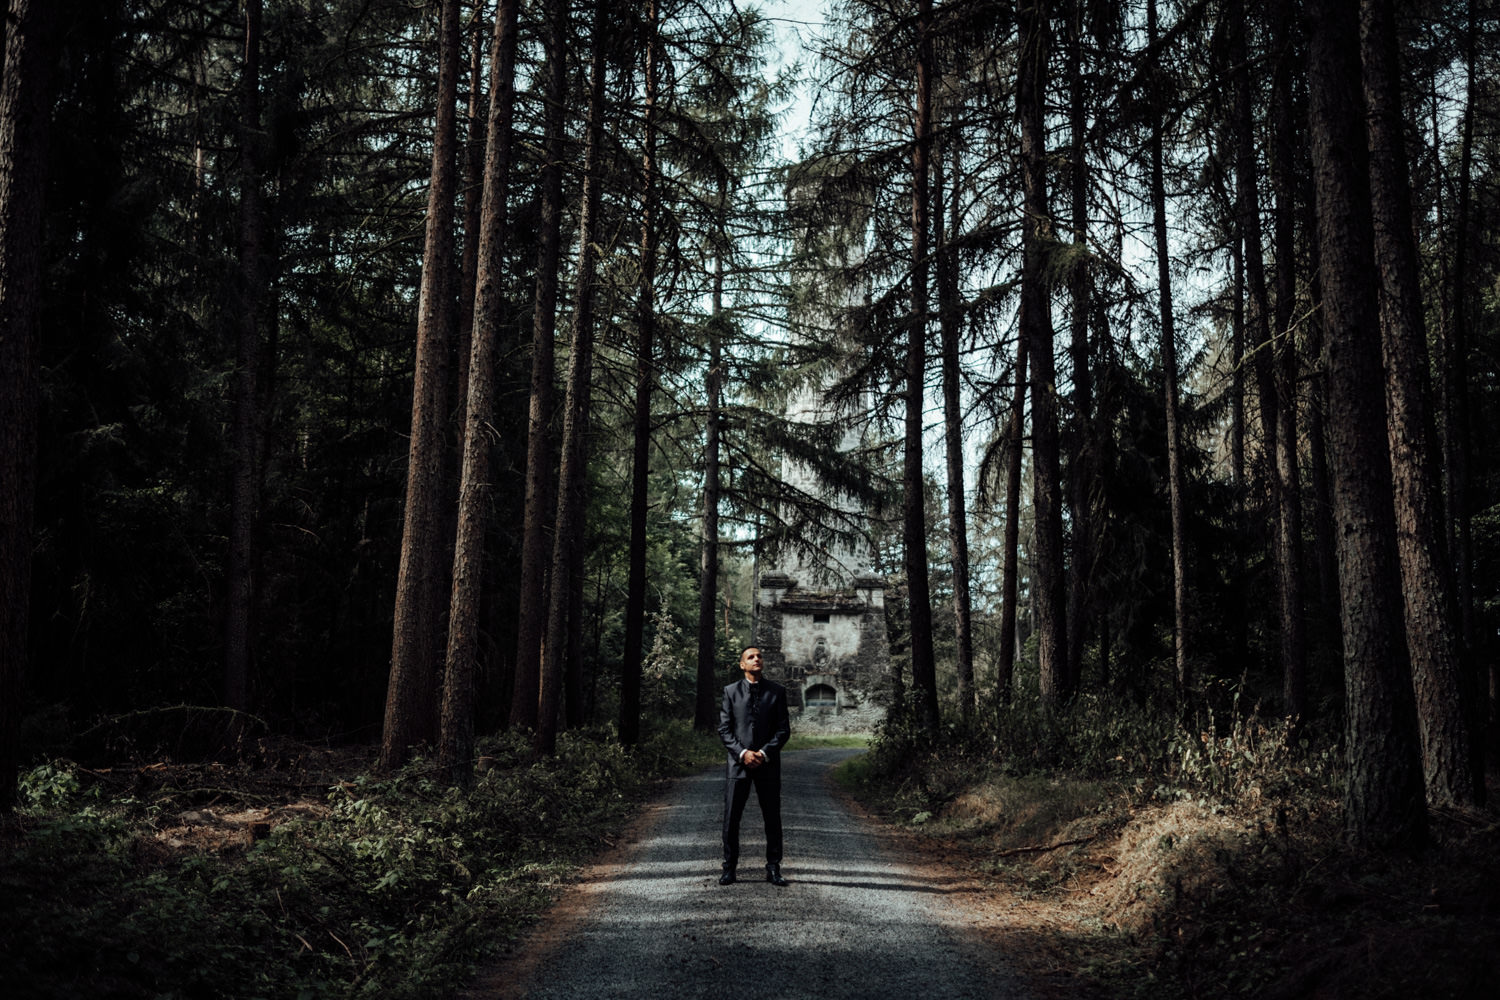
top-left (718, 645), bottom-right (791, 886)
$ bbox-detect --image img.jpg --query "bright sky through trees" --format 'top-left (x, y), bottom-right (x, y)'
top-left (761, 0), bottom-right (826, 162)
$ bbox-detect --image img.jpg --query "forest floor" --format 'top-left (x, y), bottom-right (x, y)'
top-left (1, 722), bottom-right (728, 1000)
top-left (6, 724), bottom-right (1499, 999)
top-left (834, 757), bottom-right (1500, 1000)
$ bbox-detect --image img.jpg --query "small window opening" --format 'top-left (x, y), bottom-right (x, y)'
top-left (805, 683), bottom-right (837, 707)
top-left (812, 613), bottom-right (830, 624)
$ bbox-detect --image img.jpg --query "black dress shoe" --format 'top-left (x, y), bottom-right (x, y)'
top-left (718, 870), bottom-right (736, 885)
top-left (766, 865), bottom-right (788, 886)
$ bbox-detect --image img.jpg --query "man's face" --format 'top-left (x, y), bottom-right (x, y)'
top-left (740, 647), bottom-right (764, 681)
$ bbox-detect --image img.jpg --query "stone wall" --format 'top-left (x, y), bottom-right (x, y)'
top-left (755, 573), bottom-right (889, 734)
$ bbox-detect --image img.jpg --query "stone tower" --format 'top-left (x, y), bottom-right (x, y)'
top-left (753, 159), bottom-right (890, 733)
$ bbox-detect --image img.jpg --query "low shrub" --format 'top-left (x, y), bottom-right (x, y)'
top-left (1, 718), bottom-right (718, 1000)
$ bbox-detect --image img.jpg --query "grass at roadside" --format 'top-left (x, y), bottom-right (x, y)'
top-left (0, 721), bottom-right (723, 1000)
top-left (840, 700), bottom-right (1500, 1000)
top-left (788, 731), bottom-right (871, 751)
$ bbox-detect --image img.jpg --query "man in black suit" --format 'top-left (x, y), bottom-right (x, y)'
top-left (717, 645), bottom-right (791, 886)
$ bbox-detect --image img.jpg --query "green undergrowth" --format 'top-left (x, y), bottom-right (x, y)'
top-left (845, 695), bottom-right (1500, 1000)
top-left (1, 721), bottom-right (721, 1000)
top-left (787, 731), bottom-right (871, 751)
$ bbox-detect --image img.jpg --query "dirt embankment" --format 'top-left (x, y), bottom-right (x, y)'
top-left (840, 770), bottom-right (1500, 1000)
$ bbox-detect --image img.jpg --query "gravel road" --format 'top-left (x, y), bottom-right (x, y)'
top-left (481, 747), bottom-right (1029, 1000)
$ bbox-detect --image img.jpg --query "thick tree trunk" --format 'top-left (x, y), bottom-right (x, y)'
top-left (1360, 0), bottom-right (1478, 806)
top-left (1306, 0), bottom-right (1426, 848)
top-left (935, 142), bottom-right (974, 724)
top-left (620, 0), bottom-right (661, 748)
top-left (0, 0), bottom-right (57, 812)
top-left (530, 0), bottom-right (571, 753)
top-left (385, 0), bottom-right (461, 770)
top-left (439, 0), bottom-right (518, 783)
top-left (903, 0), bottom-right (940, 736)
top-left (1018, 0), bottom-right (1067, 702)
top-left (694, 176), bottom-right (728, 733)
top-left (541, 0), bottom-right (607, 752)
top-left (225, 0), bottom-right (266, 722)
top-left (1149, 0), bottom-right (1191, 701)
top-left (514, 0), bottom-right (568, 739)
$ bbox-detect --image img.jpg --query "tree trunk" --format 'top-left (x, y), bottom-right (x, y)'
top-left (1246, 0), bottom-right (1308, 722)
top-left (935, 139), bottom-right (974, 724)
top-left (541, 0), bottom-right (607, 754)
top-left (694, 174), bottom-right (728, 733)
top-left (0, 0), bottom-right (57, 812)
top-left (1268, 0), bottom-right (1308, 723)
top-left (1443, 0), bottom-right (1487, 759)
top-left (1304, 248), bottom-right (1341, 633)
top-left (224, 0), bottom-right (266, 722)
top-left (382, 0), bottom-right (461, 770)
top-left (439, 0), bottom-right (518, 783)
top-left (1305, 0), bottom-right (1426, 848)
top-left (1231, 236), bottom-right (1245, 492)
top-left (620, 0), bottom-right (661, 748)
top-left (1360, 0), bottom-right (1478, 806)
top-left (1064, 0), bottom-right (1095, 695)
top-left (905, 0), bottom-right (939, 736)
top-left (996, 331), bottom-right (1028, 707)
top-left (1228, 234), bottom-right (1251, 674)
top-left (1443, 0), bottom-right (1475, 659)
top-left (513, 0), bottom-right (568, 739)
top-left (1018, 0), bottom-right (1067, 703)
top-left (1149, 0), bottom-right (1191, 701)
top-left (454, 3), bottom-right (488, 438)
top-left (529, 0), bottom-right (570, 753)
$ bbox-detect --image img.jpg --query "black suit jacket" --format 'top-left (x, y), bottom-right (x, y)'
top-left (718, 677), bottom-right (791, 779)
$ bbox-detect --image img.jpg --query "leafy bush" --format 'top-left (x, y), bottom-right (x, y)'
top-left (861, 689), bottom-right (1340, 817)
top-left (1, 721), bottom-right (718, 1000)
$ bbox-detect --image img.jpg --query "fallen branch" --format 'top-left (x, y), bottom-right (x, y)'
top-left (993, 835), bottom-right (1096, 858)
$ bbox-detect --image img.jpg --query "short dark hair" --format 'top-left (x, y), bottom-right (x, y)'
top-left (739, 645), bottom-right (761, 658)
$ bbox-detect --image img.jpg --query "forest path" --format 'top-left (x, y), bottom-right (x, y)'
top-left (462, 747), bottom-right (1029, 1000)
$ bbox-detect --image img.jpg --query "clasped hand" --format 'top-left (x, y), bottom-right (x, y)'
top-left (741, 749), bottom-right (766, 769)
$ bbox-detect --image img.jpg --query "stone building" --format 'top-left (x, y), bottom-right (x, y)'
top-left (753, 160), bottom-right (890, 733)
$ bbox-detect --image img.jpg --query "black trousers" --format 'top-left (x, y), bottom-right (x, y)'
top-left (722, 766), bottom-right (782, 867)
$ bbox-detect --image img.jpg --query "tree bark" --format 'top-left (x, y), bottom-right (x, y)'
top-left (1360, 0), bottom-right (1478, 806)
top-left (383, 0), bottom-right (461, 770)
top-left (1018, 0), bottom-right (1067, 703)
top-left (1442, 0), bottom-right (1475, 659)
top-left (1305, 0), bottom-right (1426, 848)
top-left (905, 0), bottom-right (939, 736)
top-left (997, 331), bottom-right (1028, 707)
top-left (620, 0), bottom-right (662, 748)
top-left (541, 0), bottom-right (607, 753)
top-left (694, 174), bottom-right (728, 733)
top-left (439, 0), bottom-right (518, 783)
top-left (1149, 0), bottom-right (1191, 701)
top-left (529, 0), bottom-right (570, 753)
top-left (224, 0), bottom-right (266, 722)
top-left (0, 0), bottom-right (57, 812)
top-left (514, 0), bottom-right (568, 739)
top-left (1064, 0), bottom-right (1095, 695)
top-left (1243, 0), bottom-right (1308, 722)
top-left (935, 139), bottom-right (974, 724)
top-left (454, 2), bottom-right (488, 439)
top-left (1268, 0), bottom-right (1308, 724)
